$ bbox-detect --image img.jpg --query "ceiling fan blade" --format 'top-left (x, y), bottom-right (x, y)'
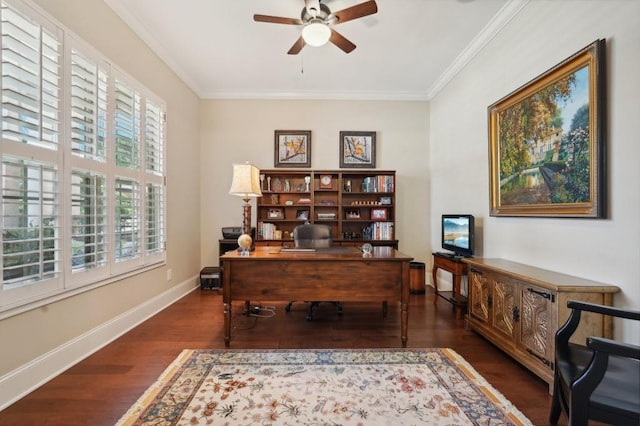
top-left (329, 29), bottom-right (356, 53)
top-left (287, 37), bottom-right (306, 55)
top-left (253, 14), bottom-right (303, 25)
top-left (332, 0), bottom-right (378, 25)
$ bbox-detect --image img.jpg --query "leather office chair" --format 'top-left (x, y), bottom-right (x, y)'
top-left (292, 223), bottom-right (332, 249)
top-left (549, 300), bottom-right (640, 426)
top-left (285, 224), bottom-right (343, 321)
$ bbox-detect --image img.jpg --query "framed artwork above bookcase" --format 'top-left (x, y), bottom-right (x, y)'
top-left (255, 170), bottom-right (397, 248)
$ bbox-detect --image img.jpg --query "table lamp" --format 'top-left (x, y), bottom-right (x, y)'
top-left (228, 162), bottom-right (262, 253)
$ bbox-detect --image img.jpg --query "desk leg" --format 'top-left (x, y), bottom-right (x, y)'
top-left (432, 266), bottom-right (439, 304)
top-left (224, 301), bottom-right (231, 348)
top-left (401, 261), bottom-right (409, 348)
top-left (401, 302), bottom-right (408, 347)
top-left (453, 274), bottom-right (462, 320)
top-left (222, 261), bottom-right (231, 347)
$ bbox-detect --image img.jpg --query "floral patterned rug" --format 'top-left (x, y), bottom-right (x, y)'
top-left (117, 348), bottom-right (532, 425)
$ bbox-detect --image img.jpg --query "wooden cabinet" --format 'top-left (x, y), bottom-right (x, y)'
top-left (464, 258), bottom-right (619, 392)
top-left (255, 170), bottom-right (397, 248)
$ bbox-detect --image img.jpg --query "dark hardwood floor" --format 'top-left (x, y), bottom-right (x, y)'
top-left (0, 288), bottom-right (561, 425)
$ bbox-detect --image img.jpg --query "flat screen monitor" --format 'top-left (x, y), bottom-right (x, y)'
top-left (441, 214), bottom-right (474, 257)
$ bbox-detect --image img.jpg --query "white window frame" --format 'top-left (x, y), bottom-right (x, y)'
top-left (1, 0), bottom-right (166, 314)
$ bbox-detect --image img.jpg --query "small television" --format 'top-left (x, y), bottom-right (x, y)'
top-left (441, 214), bottom-right (475, 257)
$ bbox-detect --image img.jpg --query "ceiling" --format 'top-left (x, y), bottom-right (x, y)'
top-left (104, 0), bottom-right (524, 101)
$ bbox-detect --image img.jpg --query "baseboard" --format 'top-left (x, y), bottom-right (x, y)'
top-left (0, 276), bottom-right (199, 411)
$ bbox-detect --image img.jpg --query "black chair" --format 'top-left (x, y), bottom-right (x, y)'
top-left (284, 224), bottom-right (343, 321)
top-left (549, 300), bottom-right (640, 426)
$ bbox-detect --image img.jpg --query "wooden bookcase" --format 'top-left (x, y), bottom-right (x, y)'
top-left (255, 170), bottom-right (397, 248)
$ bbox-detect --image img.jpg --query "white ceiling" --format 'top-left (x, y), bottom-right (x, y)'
top-left (104, 0), bottom-right (526, 100)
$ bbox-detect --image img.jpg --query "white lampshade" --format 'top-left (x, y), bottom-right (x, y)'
top-left (229, 163), bottom-right (262, 198)
top-left (302, 21), bottom-right (331, 47)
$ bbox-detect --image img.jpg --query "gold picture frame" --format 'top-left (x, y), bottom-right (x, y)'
top-left (488, 39), bottom-right (606, 218)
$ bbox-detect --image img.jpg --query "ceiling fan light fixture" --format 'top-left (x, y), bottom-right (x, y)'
top-left (302, 21), bottom-right (331, 46)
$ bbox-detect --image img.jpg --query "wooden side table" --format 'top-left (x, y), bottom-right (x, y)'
top-left (432, 253), bottom-right (468, 319)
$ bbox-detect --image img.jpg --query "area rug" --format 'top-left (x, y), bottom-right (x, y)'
top-left (117, 348), bottom-right (532, 425)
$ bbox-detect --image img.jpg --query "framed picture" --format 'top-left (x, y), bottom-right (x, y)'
top-left (379, 196), bottom-right (392, 205)
top-left (340, 131), bottom-right (376, 168)
top-left (345, 208), bottom-right (360, 219)
top-left (296, 209), bottom-right (309, 220)
top-left (488, 39), bottom-right (606, 218)
top-left (275, 130), bottom-right (311, 168)
top-left (371, 207), bottom-right (388, 221)
top-left (268, 208), bottom-right (284, 219)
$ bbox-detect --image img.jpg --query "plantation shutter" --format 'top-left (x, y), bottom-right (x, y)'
top-left (70, 169), bottom-right (107, 273)
top-left (114, 177), bottom-right (140, 263)
top-left (145, 101), bottom-right (163, 176)
top-left (1, 3), bottom-right (60, 150)
top-left (114, 79), bottom-right (140, 170)
top-left (145, 183), bottom-right (164, 255)
top-left (1, 2), bottom-right (62, 303)
top-left (143, 99), bottom-right (165, 261)
top-left (70, 48), bottom-right (108, 162)
top-left (2, 157), bottom-right (60, 289)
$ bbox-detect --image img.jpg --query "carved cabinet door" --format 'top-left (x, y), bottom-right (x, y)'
top-left (491, 275), bottom-right (516, 340)
top-left (518, 284), bottom-right (555, 370)
top-left (468, 268), bottom-right (490, 324)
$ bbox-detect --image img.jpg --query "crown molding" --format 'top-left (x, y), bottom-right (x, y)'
top-left (105, 0), bottom-right (527, 102)
top-left (201, 90), bottom-right (429, 102)
top-left (426, 0), bottom-right (530, 100)
top-left (104, 0), bottom-right (204, 96)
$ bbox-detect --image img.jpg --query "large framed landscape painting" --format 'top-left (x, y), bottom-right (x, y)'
top-left (488, 39), bottom-right (606, 218)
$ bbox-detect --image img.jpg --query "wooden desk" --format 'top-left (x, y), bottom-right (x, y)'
top-left (221, 246), bottom-right (413, 348)
top-left (432, 253), bottom-right (468, 319)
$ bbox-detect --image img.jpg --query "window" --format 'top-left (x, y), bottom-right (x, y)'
top-left (1, 0), bottom-right (166, 311)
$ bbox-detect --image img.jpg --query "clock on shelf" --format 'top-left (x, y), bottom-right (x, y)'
top-left (319, 174), bottom-right (333, 189)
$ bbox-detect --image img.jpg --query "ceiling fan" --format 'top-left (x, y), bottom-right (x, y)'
top-left (254, 0), bottom-right (378, 55)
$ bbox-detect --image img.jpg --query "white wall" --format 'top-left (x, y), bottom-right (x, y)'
top-left (429, 0), bottom-right (640, 342)
top-left (200, 99), bottom-right (430, 266)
